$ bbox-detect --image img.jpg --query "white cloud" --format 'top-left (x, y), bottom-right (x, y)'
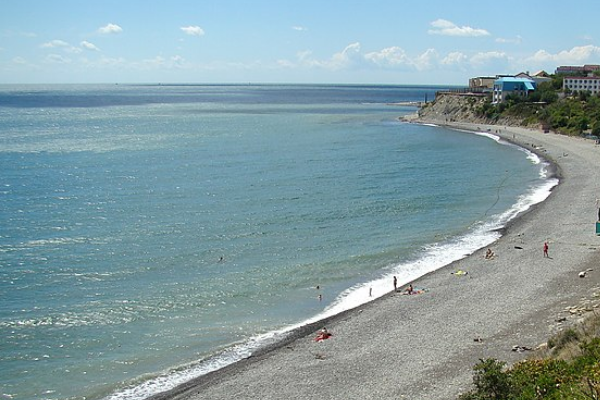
top-left (364, 46), bottom-right (411, 67)
top-left (12, 56), bottom-right (28, 65)
top-left (470, 51), bottom-right (509, 66)
top-left (364, 47), bottom-right (439, 71)
top-left (44, 54), bottom-right (72, 64)
top-left (329, 42), bottom-right (362, 69)
top-left (290, 43), bottom-right (442, 72)
top-left (279, 42), bottom-right (515, 77)
top-left (41, 40), bottom-right (82, 54)
top-left (170, 55), bottom-right (188, 68)
top-left (442, 51), bottom-right (468, 66)
top-left (292, 26), bottom-right (307, 31)
top-left (428, 19), bottom-right (490, 37)
top-left (81, 41), bottom-right (100, 51)
top-left (277, 59), bottom-right (295, 68)
top-left (528, 45), bottom-right (600, 64)
top-left (98, 23), bottom-right (123, 34)
top-left (41, 39), bottom-right (69, 49)
top-left (180, 26), bottom-right (205, 36)
top-left (136, 55), bottom-right (190, 70)
top-left (289, 43), bottom-right (363, 71)
top-left (97, 56), bottom-right (126, 68)
top-left (413, 48), bottom-right (439, 70)
top-left (7, 56), bottom-right (38, 72)
top-left (142, 56), bottom-right (166, 68)
top-left (496, 35), bottom-right (522, 45)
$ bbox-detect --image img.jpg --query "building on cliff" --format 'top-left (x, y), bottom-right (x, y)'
top-left (492, 77), bottom-right (537, 104)
top-left (563, 76), bottom-right (600, 95)
top-left (556, 65), bottom-right (600, 76)
top-left (469, 76), bottom-right (496, 91)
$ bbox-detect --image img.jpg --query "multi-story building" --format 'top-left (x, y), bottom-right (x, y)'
top-left (492, 77), bottom-right (537, 103)
top-left (556, 65), bottom-right (600, 76)
top-left (563, 76), bottom-right (600, 95)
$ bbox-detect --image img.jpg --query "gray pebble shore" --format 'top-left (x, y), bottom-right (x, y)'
top-left (150, 122), bottom-right (600, 400)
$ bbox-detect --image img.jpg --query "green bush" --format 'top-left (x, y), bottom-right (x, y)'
top-left (459, 335), bottom-right (600, 399)
top-left (478, 74), bottom-right (600, 135)
top-left (459, 359), bottom-right (512, 400)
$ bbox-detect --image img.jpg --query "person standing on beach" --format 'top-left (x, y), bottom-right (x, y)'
top-left (543, 241), bottom-right (549, 258)
top-left (393, 276), bottom-right (397, 292)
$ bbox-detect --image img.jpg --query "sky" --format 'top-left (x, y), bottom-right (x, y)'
top-left (1, 0), bottom-right (600, 85)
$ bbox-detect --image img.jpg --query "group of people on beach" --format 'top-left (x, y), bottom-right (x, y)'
top-left (393, 275), bottom-right (418, 295)
top-left (393, 275), bottom-right (415, 295)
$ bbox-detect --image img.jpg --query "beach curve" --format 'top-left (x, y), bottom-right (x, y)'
top-left (148, 121), bottom-right (600, 400)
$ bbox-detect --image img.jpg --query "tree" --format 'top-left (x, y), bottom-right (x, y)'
top-left (459, 359), bottom-right (513, 400)
top-left (537, 82), bottom-right (559, 103)
top-left (550, 75), bottom-right (564, 90)
top-left (592, 121), bottom-right (600, 136)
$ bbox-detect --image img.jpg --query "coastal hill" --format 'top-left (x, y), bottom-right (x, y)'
top-left (412, 91), bottom-right (537, 128)
top-left (412, 83), bottom-right (600, 138)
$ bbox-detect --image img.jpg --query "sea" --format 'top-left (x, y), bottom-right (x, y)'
top-left (0, 84), bottom-right (557, 400)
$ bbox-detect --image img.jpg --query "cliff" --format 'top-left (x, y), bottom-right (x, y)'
top-left (411, 91), bottom-right (536, 127)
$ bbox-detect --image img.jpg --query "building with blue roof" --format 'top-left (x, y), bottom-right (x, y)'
top-left (492, 77), bottom-right (537, 103)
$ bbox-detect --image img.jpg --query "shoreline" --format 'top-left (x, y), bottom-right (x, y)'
top-left (149, 118), bottom-right (600, 400)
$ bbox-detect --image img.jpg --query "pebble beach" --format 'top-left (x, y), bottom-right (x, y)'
top-left (150, 121), bottom-right (600, 400)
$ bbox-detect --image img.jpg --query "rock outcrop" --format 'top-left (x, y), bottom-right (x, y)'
top-left (411, 91), bottom-right (535, 127)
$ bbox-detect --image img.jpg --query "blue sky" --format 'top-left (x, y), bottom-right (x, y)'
top-left (2, 0), bottom-right (600, 85)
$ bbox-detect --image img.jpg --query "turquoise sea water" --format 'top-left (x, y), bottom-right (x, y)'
top-left (0, 85), bottom-right (556, 400)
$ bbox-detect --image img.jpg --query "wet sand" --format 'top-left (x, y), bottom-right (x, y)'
top-left (150, 121), bottom-right (600, 400)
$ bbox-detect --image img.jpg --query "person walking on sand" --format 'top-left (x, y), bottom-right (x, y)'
top-left (543, 241), bottom-right (549, 258)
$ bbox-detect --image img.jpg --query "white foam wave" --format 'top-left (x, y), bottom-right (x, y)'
top-left (0, 236), bottom-right (89, 252)
top-left (1, 309), bottom-right (139, 329)
top-left (473, 131), bottom-right (500, 142)
top-left (104, 334), bottom-right (276, 400)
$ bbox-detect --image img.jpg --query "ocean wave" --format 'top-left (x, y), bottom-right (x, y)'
top-left (0, 309), bottom-right (140, 329)
top-left (0, 236), bottom-right (110, 253)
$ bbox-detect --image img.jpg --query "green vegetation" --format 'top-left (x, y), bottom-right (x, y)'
top-left (459, 312), bottom-right (600, 399)
top-left (475, 75), bottom-right (600, 137)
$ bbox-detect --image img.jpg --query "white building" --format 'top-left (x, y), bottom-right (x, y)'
top-left (469, 76), bottom-right (496, 90)
top-left (563, 76), bottom-right (600, 95)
